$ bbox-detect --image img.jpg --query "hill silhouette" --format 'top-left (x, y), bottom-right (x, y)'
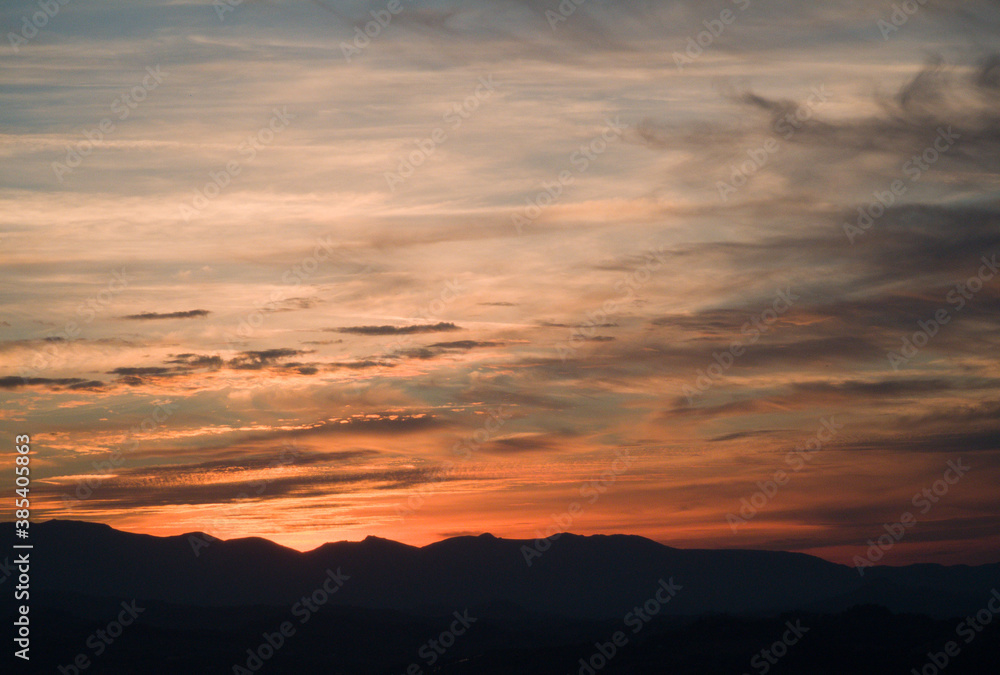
top-left (3, 521), bottom-right (998, 674)
top-left (4, 520), bottom-right (996, 618)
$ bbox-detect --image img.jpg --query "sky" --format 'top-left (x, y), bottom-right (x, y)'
top-left (2, 0), bottom-right (999, 566)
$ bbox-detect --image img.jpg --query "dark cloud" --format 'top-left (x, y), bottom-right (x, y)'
top-left (264, 296), bottom-right (322, 313)
top-left (665, 377), bottom-right (1000, 418)
top-left (328, 360), bottom-right (395, 370)
top-left (0, 376), bottom-right (104, 390)
top-left (522, 335), bottom-right (882, 388)
top-left (332, 322), bottom-right (462, 335)
top-left (662, 399), bottom-right (771, 419)
top-left (538, 321), bottom-right (618, 328)
top-left (426, 340), bottom-right (501, 349)
top-left (44, 465), bottom-right (460, 510)
top-left (763, 55), bottom-right (1000, 161)
top-left (0, 376), bottom-right (56, 389)
top-left (481, 433), bottom-right (571, 455)
top-left (710, 429), bottom-right (786, 442)
top-left (401, 340), bottom-right (502, 360)
top-left (119, 449), bottom-right (379, 479)
top-left (838, 429), bottom-right (1000, 455)
top-left (399, 348), bottom-right (437, 360)
top-left (309, 414), bottom-right (442, 435)
top-left (281, 363), bottom-right (320, 375)
top-left (791, 379), bottom-right (952, 399)
top-left (903, 400), bottom-right (1000, 427)
top-left (109, 367), bottom-right (172, 376)
top-left (846, 206), bottom-right (1000, 289)
top-left (635, 54), bottom-right (1000, 220)
top-left (122, 310), bottom-right (211, 320)
top-left (229, 349), bottom-right (309, 370)
top-left (67, 380), bottom-right (105, 390)
top-left (167, 354), bottom-right (225, 368)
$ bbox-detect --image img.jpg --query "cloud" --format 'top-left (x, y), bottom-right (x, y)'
top-left (401, 340), bottom-right (502, 359)
top-left (263, 296), bottom-right (322, 313)
top-left (426, 340), bottom-right (501, 349)
top-left (122, 310), bottom-right (211, 320)
top-left (229, 349), bottom-right (309, 370)
top-left (119, 449), bottom-right (379, 480)
top-left (109, 367), bottom-right (172, 376)
top-left (838, 429), bottom-right (1000, 455)
top-left (166, 354), bottom-right (225, 368)
top-left (283, 364), bottom-right (319, 375)
top-left (309, 414), bottom-right (443, 435)
top-left (42, 466), bottom-right (460, 510)
top-left (328, 360), bottom-right (396, 370)
top-left (481, 433), bottom-right (570, 455)
top-left (332, 322), bottom-right (462, 335)
top-left (0, 377), bottom-right (104, 390)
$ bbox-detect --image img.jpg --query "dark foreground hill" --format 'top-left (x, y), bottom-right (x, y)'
top-left (2, 521), bottom-right (998, 674)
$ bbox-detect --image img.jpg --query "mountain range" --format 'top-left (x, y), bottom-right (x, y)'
top-left (3, 521), bottom-right (999, 674)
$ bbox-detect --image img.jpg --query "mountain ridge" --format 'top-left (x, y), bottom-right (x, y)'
top-left (4, 519), bottom-right (998, 622)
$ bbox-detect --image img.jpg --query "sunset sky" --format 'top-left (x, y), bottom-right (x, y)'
top-left (2, 0), bottom-right (999, 566)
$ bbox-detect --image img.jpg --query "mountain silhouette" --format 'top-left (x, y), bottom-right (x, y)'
top-left (4, 521), bottom-right (999, 674)
top-left (4, 520), bottom-right (997, 619)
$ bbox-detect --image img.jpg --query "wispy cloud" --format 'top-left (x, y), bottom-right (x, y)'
top-left (122, 310), bottom-right (211, 320)
top-left (4, 0), bottom-right (1000, 563)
